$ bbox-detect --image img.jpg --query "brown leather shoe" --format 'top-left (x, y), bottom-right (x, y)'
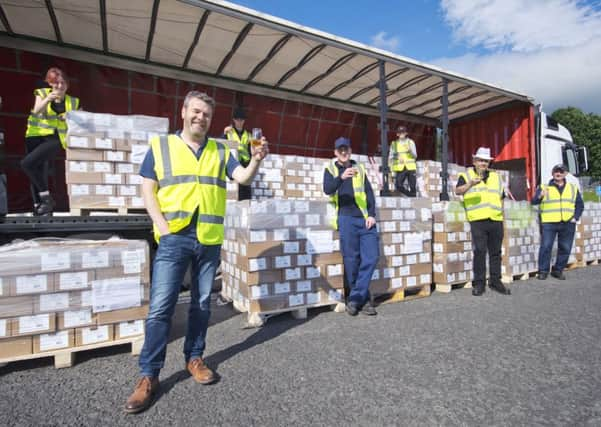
top-left (187, 358), bottom-right (216, 384)
top-left (124, 377), bottom-right (159, 414)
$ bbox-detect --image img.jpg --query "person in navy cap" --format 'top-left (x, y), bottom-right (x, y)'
top-left (323, 137), bottom-right (379, 316)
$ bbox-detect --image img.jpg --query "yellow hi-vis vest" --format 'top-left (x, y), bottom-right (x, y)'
top-left (391, 138), bottom-right (416, 172)
top-left (540, 182), bottom-right (577, 223)
top-left (25, 88), bottom-right (79, 149)
top-left (459, 168), bottom-right (504, 222)
top-left (151, 134), bottom-right (230, 245)
top-left (226, 128), bottom-right (251, 164)
top-left (325, 160), bottom-right (368, 230)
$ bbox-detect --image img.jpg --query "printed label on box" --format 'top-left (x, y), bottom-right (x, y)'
top-left (39, 293), bottom-right (70, 312)
top-left (274, 229), bottom-right (290, 241)
top-left (306, 230), bottom-right (333, 254)
top-left (284, 215), bottom-right (299, 227)
top-left (69, 161), bottom-right (88, 172)
top-left (104, 173), bottom-right (122, 184)
top-left (328, 289), bottom-right (343, 302)
top-left (120, 185), bottom-right (137, 196)
top-left (249, 258), bottom-right (267, 272)
top-left (398, 265), bottom-right (411, 276)
top-left (274, 256), bottom-right (291, 269)
top-left (41, 252), bottom-right (71, 272)
top-left (118, 320), bottom-right (144, 338)
top-left (63, 309), bottom-right (93, 328)
top-left (305, 214), bottom-right (320, 226)
top-left (0, 319), bottom-right (6, 337)
top-left (391, 256), bottom-right (403, 267)
top-left (95, 138), bottom-right (113, 149)
top-left (288, 294), bottom-right (304, 307)
top-left (82, 250), bottom-right (110, 269)
top-left (121, 250), bottom-right (143, 274)
top-left (294, 201), bottom-right (309, 213)
top-left (130, 144), bottom-right (149, 164)
top-left (327, 264), bottom-right (342, 277)
top-left (420, 274), bottom-right (431, 284)
top-left (402, 233), bottom-right (424, 254)
top-left (296, 280), bottom-right (312, 292)
top-left (285, 268), bottom-right (301, 281)
top-left (250, 284), bottom-right (269, 300)
top-left (95, 185), bottom-right (113, 196)
top-left (297, 254), bottom-right (312, 266)
top-left (80, 290), bottom-right (93, 307)
top-left (16, 274), bottom-right (48, 294)
top-left (70, 184), bottom-right (90, 196)
top-left (419, 253), bottom-right (431, 263)
top-left (19, 314), bottom-right (50, 334)
top-left (274, 282), bottom-right (291, 294)
top-left (306, 266), bottom-right (320, 279)
top-left (81, 326), bottom-right (109, 345)
top-left (59, 271), bottom-right (89, 290)
top-left (306, 292), bottom-right (320, 305)
top-left (108, 196), bottom-right (126, 207)
top-left (116, 163), bottom-right (135, 174)
top-left (283, 241), bottom-right (300, 254)
top-left (250, 230), bottom-right (267, 242)
top-left (69, 136), bottom-right (90, 148)
top-left (92, 277), bottom-right (141, 313)
top-left (391, 278), bottom-right (403, 289)
top-left (405, 254), bottom-right (417, 265)
top-left (106, 151), bottom-right (125, 162)
top-left (406, 276), bottom-right (417, 288)
top-left (39, 330), bottom-right (70, 352)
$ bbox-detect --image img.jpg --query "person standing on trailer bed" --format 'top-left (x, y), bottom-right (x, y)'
top-left (124, 91), bottom-right (268, 414)
top-left (21, 67), bottom-right (79, 215)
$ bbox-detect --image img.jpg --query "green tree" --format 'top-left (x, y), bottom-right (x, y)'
top-left (551, 107), bottom-right (601, 179)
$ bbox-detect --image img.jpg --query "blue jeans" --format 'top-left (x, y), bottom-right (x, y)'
top-left (538, 222), bottom-right (576, 273)
top-left (139, 233), bottom-right (220, 378)
top-left (338, 215), bottom-right (380, 307)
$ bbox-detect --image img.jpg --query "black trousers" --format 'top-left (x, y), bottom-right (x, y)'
top-left (395, 169), bottom-right (416, 197)
top-left (21, 134), bottom-right (61, 203)
top-left (469, 219), bottom-right (504, 289)
top-left (238, 184), bottom-right (252, 201)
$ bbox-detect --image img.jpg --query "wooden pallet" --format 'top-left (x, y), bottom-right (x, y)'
top-left (374, 283), bottom-right (432, 304)
top-left (434, 281), bottom-right (472, 293)
top-left (502, 271), bottom-right (537, 284)
top-left (566, 261), bottom-right (585, 270)
top-left (70, 207), bottom-right (147, 216)
top-left (0, 336), bottom-right (144, 369)
top-left (232, 300), bottom-right (345, 328)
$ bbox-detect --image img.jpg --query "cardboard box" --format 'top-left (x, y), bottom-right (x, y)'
top-left (75, 324), bottom-right (114, 347)
top-left (0, 277), bottom-right (9, 297)
top-left (34, 292), bottom-right (74, 313)
top-left (0, 336), bottom-right (33, 359)
top-left (8, 273), bottom-right (54, 296)
top-left (0, 318), bottom-right (9, 338)
top-left (94, 266), bottom-right (150, 284)
top-left (65, 172), bottom-right (104, 184)
top-left (95, 305), bottom-right (149, 325)
top-left (66, 148), bottom-right (105, 162)
top-left (54, 270), bottom-right (92, 291)
top-left (11, 313), bottom-right (56, 336)
top-left (0, 296), bottom-right (34, 318)
top-left (57, 309), bottom-right (96, 329)
top-left (114, 320), bottom-right (144, 339)
top-left (33, 330), bottom-right (75, 353)
top-left (103, 151), bottom-right (127, 163)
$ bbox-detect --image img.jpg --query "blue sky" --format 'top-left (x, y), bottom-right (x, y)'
top-left (234, 0), bottom-right (601, 114)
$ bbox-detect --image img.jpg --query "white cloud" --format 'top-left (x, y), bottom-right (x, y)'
top-left (434, 0), bottom-right (601, 113)
top-left (370, 31), bottom-right (400, 52)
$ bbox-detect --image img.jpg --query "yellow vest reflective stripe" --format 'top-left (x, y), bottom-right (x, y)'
top-left (540, 183), bottom-right (577, 223)
top-left (151, 134), bottom-right (229, 245)
top-left (391, 138), bottom-right (416, 171)
top-left (25, 89), bottom-right (80, 149)
top-left (459, 169), bottom-right (503, 222)
top-left (325, 160), bottom-right (368, 230)
top-left (226, 129), bottom-right (251, 163)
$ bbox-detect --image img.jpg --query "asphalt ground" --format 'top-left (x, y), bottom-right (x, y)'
top-left (1, 265), bottom-right (600, 426)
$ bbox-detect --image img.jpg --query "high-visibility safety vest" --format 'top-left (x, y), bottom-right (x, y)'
top-left (150, 134), bottom-right (230, 245)
top-left (458, 168), bottom-right (504, 222)
top-left (391, 138), bottom-right (416, 172)
top-left (226, 128), bottom-right (251, 164)
top-left (539, 182), bottom-right (577, 223)
top-left (325, 160), bottom-right (368, 230)
top-left (25, 88), bottom-right (79, 149)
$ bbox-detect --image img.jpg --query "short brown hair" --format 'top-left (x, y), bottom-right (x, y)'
top-left (183, 91), bottom-right (215, 110)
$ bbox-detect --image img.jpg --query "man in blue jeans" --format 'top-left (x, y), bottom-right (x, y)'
top-left (124, 91), bottom-right (268, 414)
top-left (532, 164), bottom-right (584, 280)
top-left (323, 137), bottom-right (379, 316)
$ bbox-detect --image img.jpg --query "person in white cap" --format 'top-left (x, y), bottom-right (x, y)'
top-left (456, 147), bottom-right (511, 296)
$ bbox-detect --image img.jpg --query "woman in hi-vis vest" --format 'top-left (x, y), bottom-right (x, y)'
top-left (21, 67), bottom-right (80, 215)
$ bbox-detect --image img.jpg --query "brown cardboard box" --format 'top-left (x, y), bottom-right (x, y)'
top-left (8, 273), bottom-right (54, 296)
top-left (75, 324), bottom-right (114, 347)
top-left (65, 172), bottom-right (104, 184)
top-left (114, 320), bottom-right (145, 339)
top-left (57, 309), bottom-right (96, 329)
top-left (0, 296), bottom-right (34, 318)
top-left (103, 151), bottom-right (127, 162)
top-left (240, 269), bottom-right (283, 286)
top-left (432, 241), bottom-right (472, 253)
top-left (66, 148), bottom-right (105, 162)
top-left (95, 266), bottom-right (150, 284)
top-left (0, 336), bottom-right (33, 359)
top-left (33, 329), bottom-right (75, 353)
top-left (69, 195), bottom-right (126, 209)
top-left (11, 313), bottom-right (56, 336)
top-left (114, 138), bottom-right (133, 152)
top-left (95, 305), bottom-right (149, 325)
top-left (313, 252), bottom-right (343, 265)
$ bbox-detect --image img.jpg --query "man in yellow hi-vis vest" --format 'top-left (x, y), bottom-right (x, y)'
top-left (532, 164), bottom-right (584, 280)
top-left (223, 107), bottom-right (252, 200)
top-left (456, 147), bottom-right (511, 296)
top-left (323, 137), bottom-right (379, 316)
top-left (390, 125), bottom-right (417, 196)
top-left (125, 91), bottom-right (268, 414)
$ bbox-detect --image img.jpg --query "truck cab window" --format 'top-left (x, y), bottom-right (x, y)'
top-left (562, 147), bottom-right (578, 174)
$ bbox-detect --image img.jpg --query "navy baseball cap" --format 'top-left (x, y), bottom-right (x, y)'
top-left (232, 107), bottom-right (246, 119)
top-left (334, 137), bottom-right (351, 149)
top-left (552, 164), bottom-right (567, 173)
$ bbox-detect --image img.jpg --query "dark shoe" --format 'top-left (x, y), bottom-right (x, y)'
top-left (124, 377), bottom-right (159, 414)
top-left (360, 303), bottom-right (377, 316)
top-left (345, 302), bottom-right (359, 316)
top-left (472, 287), bottom-right (485, 296)
top-left (551, 270), bottom-right (566, 280)
top-left (489, 282), bottom-right (511, 295)
top-left (537, 272), bottom-right (548, 280)
top-left (187, 358), bottom-right (216, 384)
top-left (36, 194), bottom-right (55, 216)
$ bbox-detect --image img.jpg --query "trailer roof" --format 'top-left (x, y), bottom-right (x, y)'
top-left (0, 0), bottom-right (533, 125)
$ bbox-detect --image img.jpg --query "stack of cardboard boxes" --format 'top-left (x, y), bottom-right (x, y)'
top-left (501, 201), bottom-right (539, 279)
top-left (371, 197), bottom-right (433, 297)
top-left (220, 199), bottom-right (345, 316)
top-left (0, 239), bottom-right (149, 360)
top-left (432, 201), bottom-right (474, 291)
top-left (65, 111), bottom-right (168, 211)
top-left (576, 202), bottom-right (601, 264)
top-left (416, 160), bottom-right (467, 200)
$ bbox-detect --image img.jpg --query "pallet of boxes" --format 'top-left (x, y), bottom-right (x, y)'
top-left (220, 199), bottom-right (346, 327)
top-left (574, 202), bottom-right (601, 267)
top-left (501, 201), bottom-right (539, 283)
top-left (65, 111), bottom-right (168, 214)
top-left (371, 196), bottom-right (433, 303)
top-left (0, 239), bottom-right (149, 368)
